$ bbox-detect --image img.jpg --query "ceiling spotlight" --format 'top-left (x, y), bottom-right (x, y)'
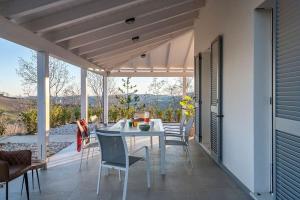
top-left (125, 17), bottom-right (135, 24)
top-left (140, 53), bottom-right (146, 58)
top-left (132, 36), bottom-right (140, 42)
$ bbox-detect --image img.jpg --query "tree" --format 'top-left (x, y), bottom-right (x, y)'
top-left (108, 77), bottom-right (117, 95)
top-left (87, 72), bottom-right (117, 107)
top-left (164, 80), bottom-right (181, 109)
top-left (148, 78), bottom-right (166, 108)
top-left (116, 77), bottom-right (140, 118)
top-left (176, 77), bottom-right (194, 95)
top-left (62, 83), bottom-right (80, 105)
top-left (88, 72), bottom-right (103, 108)
top-left (16, 52), bottom-right (72, 98)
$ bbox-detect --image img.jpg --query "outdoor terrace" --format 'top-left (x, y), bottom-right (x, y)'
top-left (0, 137), bottom-right (251, 200)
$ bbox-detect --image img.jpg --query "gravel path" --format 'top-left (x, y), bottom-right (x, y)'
top-left (0, 142), bottom-right (72, 159)
top-left (0, 124), bottom-right (78, 158)
top-left (50, 124), bottom-right (77, 135)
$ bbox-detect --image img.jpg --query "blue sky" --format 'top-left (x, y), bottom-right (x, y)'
top-left (0, 38), bottom-right (183, 96)
top-left (0, 38), bottom-right (31, 96)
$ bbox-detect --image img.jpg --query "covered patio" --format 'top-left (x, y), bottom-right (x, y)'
top-left (0, 0), bottom-right (198, 165)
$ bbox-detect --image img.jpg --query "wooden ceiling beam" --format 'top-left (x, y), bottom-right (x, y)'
top-left (22, 0), bottom-right (145, 32)
top-left (183, 33), bottom-right (194, 71)
top-left (109, 71), bottom-right (194, 77)
top-left (79, 20), bottom-right (194, 56)
top-left (88, 28), bottom-right (191, 61)
top-left (165, 42), bottom-right (171, 71)
top-left (0, 16), bottom-right (103, 72)
top-left (95, 39), bottom-right (170, 66)
top-left (44, 0), bottom-right (203, 43)
top-left (65, 3), bottom-right (200, 49)
top-left (75, 13), bottom-right (197, 54)
top-left (0, 0), bottom-right (76, 19)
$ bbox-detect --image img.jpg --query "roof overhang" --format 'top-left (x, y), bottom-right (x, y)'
top-left (0, 0), bottom-right (205, 77)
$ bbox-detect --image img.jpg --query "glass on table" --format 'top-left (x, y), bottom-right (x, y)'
top-left (144, 111), bottom-right (150, 123)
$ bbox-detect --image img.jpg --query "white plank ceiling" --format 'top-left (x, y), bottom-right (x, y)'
top-left (0, 0), bottom-right (204, 76)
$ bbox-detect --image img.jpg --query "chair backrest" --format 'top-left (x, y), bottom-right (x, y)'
top-left (89, 115), bottom-right (98, 131)
top-left (179, 114), bottom-right (186, 132)
top-left (96, 130), bottom-right (128, 167)
top-left (184, 117), bottom-right (194, 143)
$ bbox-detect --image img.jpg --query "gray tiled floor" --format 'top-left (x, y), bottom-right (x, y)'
top-left (0, 137), bottom-right (252, 200)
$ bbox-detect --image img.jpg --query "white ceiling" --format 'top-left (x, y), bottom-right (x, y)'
top-left (110, 31), bottom-right (194, 74)
top-left (0, 0), bottom-right (204, 76)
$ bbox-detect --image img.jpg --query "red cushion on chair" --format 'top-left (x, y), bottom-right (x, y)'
top-left (76, 119), bottom-right (90, 152)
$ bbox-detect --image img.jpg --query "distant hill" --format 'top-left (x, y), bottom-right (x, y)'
top-left (1, 93), bottom-right (194, 111)
top-left (0, 95), bottom-right (21, 112)
top-left (51, 94), bottom-right (187, 109)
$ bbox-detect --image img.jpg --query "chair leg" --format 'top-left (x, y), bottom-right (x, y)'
top-left (21, 175), bottom-right (25, 195)
top-left (145, 147), bottom-right (151, 188)
top-left (92, 147), bottom-right (95, 158)
top-left (96, 163), bottom-right (102, 195)
top-left (6, 182), bottom-right (8, 200)
top-left (24, 173), bottom-right (30, 200)
top-left (31, 169), bottom-right (34, 190)
top-left (150, 136), bottom-right (153, 148)
top-left (36, 169), bottom-right (41, 193)
top-left (122, 169), bottom-right (129, 200)
top-left (86, 147), bottom-right (91, 165)
top-left (118, 170), bottom-right (121, 182)
top-left (185, 145), bottom-right (193, 167)
top-left (79, 148), bottom-right (84, 170)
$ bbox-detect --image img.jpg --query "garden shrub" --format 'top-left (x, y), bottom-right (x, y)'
top-left (20, 109), bottom-right (37, 134)
top-left (164, 108), bottom-right (173, 122)
top-left (0, 122), bottom-right (6, 136)
top-left (175, 109), bottom-right (182, 122)
top-left (61, 107), bottom-right (72, 124)
top-left (73, 106), bottom-right (81, 121)
top-left (50, 105), bottom-right (74, 127)
top-left (109, 105), bottom-right (120, 122)
top-left (156, 109), bottom-right (163, 119)
top-left (89, 106), bottom-right (103, 121)
top-left (0, 110), bottom-right (6, 135)
top-left (50, 105), bottom-right (63, 127)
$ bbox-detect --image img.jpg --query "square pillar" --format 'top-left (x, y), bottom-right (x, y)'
top-left (182, 76), bottom-right (187, 97)
top-left (37, 51), bottom-right (50, 161)
top-left (103, 75), bottom-right (108, 125)
top-left (81, 69), bottom-right (88, 120)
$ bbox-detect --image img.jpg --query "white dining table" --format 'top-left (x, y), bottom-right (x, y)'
top-left (107, 119), bottom-right (166, 175)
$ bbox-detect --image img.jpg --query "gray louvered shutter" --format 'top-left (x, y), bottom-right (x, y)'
top-left (194, 54), bottom-right (201, 143)
top-left (210, 36), bottom-right (223, 162)
top-left (275, 0), bottom-right (300, 199)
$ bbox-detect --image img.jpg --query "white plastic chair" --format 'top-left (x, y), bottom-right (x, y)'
top-left (96, 130), bottom-right (151, 200)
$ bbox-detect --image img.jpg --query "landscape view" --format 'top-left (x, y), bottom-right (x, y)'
top-left (0, 39), bottom-right (194, 161)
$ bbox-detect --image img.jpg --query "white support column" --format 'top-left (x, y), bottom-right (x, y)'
top-left (182, 76), bottom-right (187, 97)
top-left (37, 51), bottom-right (50, 161)
top-left (103, 75), bottom-right (108, 125)
top-left (81, 68), bottom-right (88, 120)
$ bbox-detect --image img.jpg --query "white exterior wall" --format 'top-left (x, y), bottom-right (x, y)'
top-left (194, 0), bottom-right (264, 192)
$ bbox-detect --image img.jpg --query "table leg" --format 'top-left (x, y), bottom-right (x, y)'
top-left (159, 135), bottom-right (166, 175)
